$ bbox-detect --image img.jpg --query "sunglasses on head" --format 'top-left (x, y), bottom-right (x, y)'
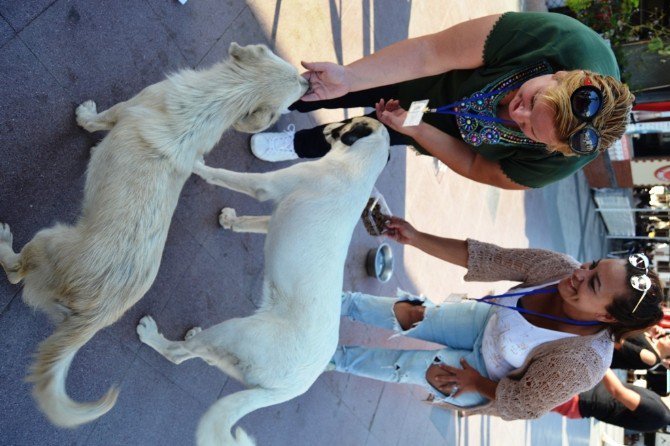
top-left (568, 77), bottom-right (604, 155)
top-left (629, 253), bottom-right (653, 314)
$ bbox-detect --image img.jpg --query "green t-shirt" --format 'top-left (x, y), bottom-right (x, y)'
top-left (398, 12), bottom-right (620, 188)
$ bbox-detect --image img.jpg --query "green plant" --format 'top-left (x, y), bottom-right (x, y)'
top-left (566, 0), bottom-right (670, 57)
top-left (647, 33), bottom-right (670, 57)
top-left (567, 0), bottom-right (598, 12)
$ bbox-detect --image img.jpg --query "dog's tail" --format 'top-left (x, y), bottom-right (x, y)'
top-left (27, 315), bottom-right (119, 427)
top-left (196, 387), bottom-right (294, 446)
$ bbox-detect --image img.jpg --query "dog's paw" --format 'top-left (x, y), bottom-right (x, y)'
top-left (184, 326), bottom-right (202, 340)
top-left (76, 100), bottom-right (98, 128)
top-left (0, 223), bottom-right (13, 247)
top-left (136, 315), bottom-right (159, 342)
top-left (219, 208), bottom-right (237, 230)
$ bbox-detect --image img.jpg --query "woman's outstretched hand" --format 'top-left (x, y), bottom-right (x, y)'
top-left (300, 61), bottom-right (350, 101)
top-left (384, 216), bottom-right (418, 245)
top-left (375, 99), bottom-right (413, 136)
top-left (646, 324), bottom-right (665, 339)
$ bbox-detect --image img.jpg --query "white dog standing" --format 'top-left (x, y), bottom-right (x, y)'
top-left (136, 116), bottom-right (390, 446)
top-left (0, 43), bottom-right (307, 428)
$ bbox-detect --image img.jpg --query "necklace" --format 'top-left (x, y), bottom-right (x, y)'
top-left (427, 83), bottom-right (519, 126)
top-left (442, 61), bottom-right (552, 147)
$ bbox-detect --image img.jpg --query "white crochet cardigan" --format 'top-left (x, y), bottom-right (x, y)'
top-left (452, 239), bottom-right (613, 420)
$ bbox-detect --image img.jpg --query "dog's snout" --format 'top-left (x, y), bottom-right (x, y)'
top-left (353, 116), bottom-right (383, 131)
top-left (340, 121), bottom-right (374, 146)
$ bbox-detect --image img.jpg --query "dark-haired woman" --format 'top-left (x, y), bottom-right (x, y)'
top-left (611, 327), bottom-right (670, 370)
top-left (327, 217), bottom-right (664, 420)
top-left (553, 369), bottom-right (670, 432)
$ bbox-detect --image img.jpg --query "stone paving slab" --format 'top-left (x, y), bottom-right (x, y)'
top-left (0, 0), bottom-right (53, 32)
top-left (145, 0), bottom-right (248, 66)
top-left (0, 15), bottom-right (12, 47)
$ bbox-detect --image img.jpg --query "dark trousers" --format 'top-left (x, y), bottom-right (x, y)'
top-left (288, 84), bottom-right (411, 158)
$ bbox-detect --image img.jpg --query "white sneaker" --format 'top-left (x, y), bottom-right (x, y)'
top-left (250, 124), bottom-right (298, 162)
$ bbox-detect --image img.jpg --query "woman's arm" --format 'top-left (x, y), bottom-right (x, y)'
top-left (386, 217), bottom-right (579, 284)
top-left (404, 120), bottom-right (527, 190)
top-left (375, 99), bottom-right (528, 190)
top-left (302, 14), bottom-right (501, 100)
top-left (619, 337), bottom-right (661, 367)
top-left (385, 217), bottom-right (468, 268)
top-left (345, 15), bottom-right (499, 90)
top-left (600, 369), bottom-right (641, 411)
top-left (640, 348), bottom-right (660, 367)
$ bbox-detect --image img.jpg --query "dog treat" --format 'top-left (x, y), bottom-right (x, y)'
top-left (361, 197), bottom-right (390, 236)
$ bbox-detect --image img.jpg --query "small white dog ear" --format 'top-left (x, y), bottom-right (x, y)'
top-left (255, 44), bottom-right (271, 56)
top-left (229, 42), bottom-right (244, 60)
top-left (233, 106), bottom-right (278, 134)
top-left (229, 43), bottom-right (271, 62)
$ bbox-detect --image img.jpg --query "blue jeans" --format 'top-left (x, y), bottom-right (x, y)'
top-left (333, 291), bottom-right (493, 407)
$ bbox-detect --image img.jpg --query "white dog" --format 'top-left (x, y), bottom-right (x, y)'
top-left (136, 116), bottom-right (390, 446)
top-left (0, 42), bottom-right (307, 428)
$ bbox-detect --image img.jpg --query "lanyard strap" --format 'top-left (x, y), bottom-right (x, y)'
top-left (428, 83), bottom-right (521, 126)
top-left (472, 285), bottom-right (603, 327)
top-left (431, 109), bottom-right (514, 125)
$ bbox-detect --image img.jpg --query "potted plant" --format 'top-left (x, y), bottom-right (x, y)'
top-left (566, 0), bottom-right (670, 91)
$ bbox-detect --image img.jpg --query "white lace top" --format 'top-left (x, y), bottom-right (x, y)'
top-left (481, 282), bottom-right (575, 381)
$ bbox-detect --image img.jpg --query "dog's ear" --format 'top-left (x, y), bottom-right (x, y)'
top-left (233, 106), bottom-right (278, 134)
top-left (340, 122), bottom-right (373, 146)
top-left (254, 44), bottom-right (272, 57)
top-left (229, 43), bottom-right (271, 62)
top-left (229, 42), bottom-right (244, 61)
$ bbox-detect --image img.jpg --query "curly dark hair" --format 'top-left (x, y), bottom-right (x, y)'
top-left (606, 263), bottom-right (664, 341)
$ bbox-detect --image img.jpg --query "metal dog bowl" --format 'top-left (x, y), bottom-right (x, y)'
top-left (365, 243), bottom-right (393, 282)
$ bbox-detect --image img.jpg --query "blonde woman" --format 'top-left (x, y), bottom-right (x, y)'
top-left (252, 12), bottom-right (634, 189)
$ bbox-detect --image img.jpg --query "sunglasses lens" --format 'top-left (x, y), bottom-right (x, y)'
top-left (629, 253), bottom-right (650, 270)
top-left (631, 274), bottom-right (652, 292)
top-left (571, 87), bottom-right (602, 120)
top-left (569, 127), bottom-right (600, 154)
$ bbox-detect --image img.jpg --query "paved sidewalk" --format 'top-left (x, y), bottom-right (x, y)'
top-left (0, 1), bottom-right (614, 445)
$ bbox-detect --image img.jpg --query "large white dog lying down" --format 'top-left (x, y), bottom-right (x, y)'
top-left (137, 116), bottom-right (390, 446)
top-left (0, 43), bottom-right (307, 428)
